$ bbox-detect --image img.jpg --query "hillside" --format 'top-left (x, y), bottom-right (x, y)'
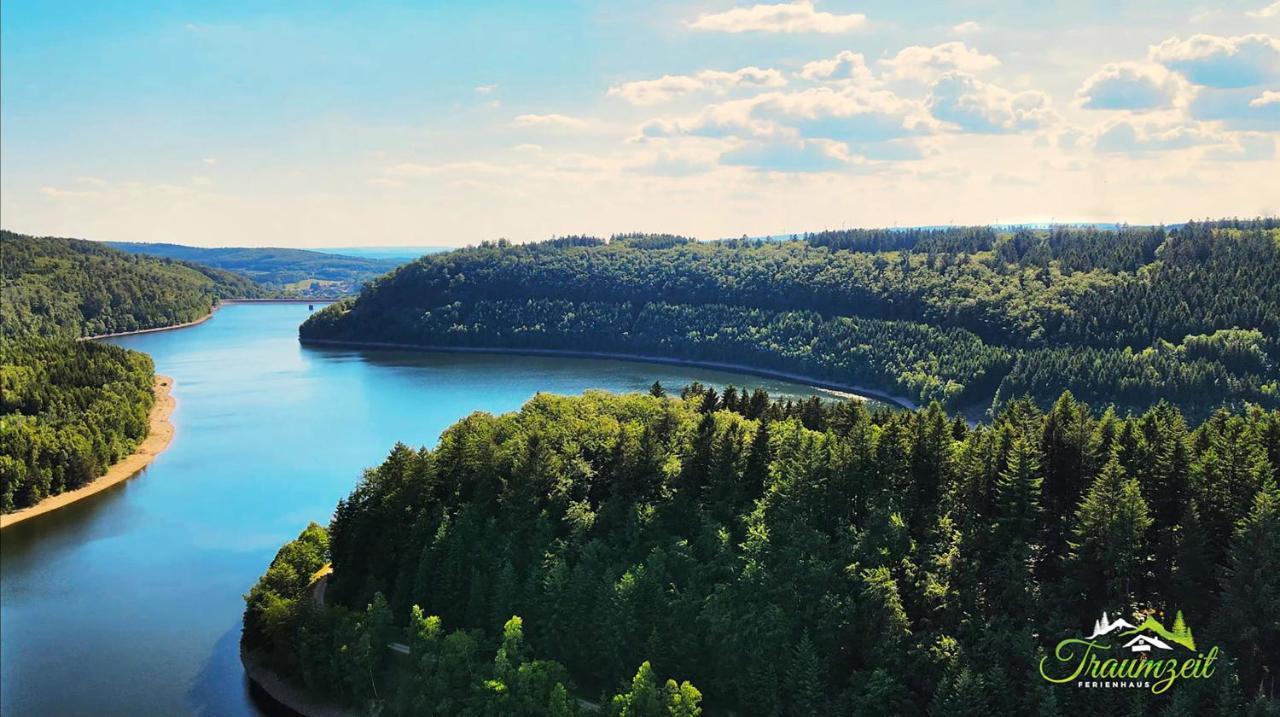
top-left (1, 230), bottom-right (265, 338)
top-left (300, 221), bottom-right (1280, 419)
top-left (107, 242), bottom-right (401, 298)
top-left (245, 387), bottom-right (1280, 715)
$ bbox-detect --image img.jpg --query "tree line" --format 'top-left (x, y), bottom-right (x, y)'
top-left (0, 230), bottom-right (262, 512)
top-left (301, 220), bottom-right (1278, 418)
top-left (1, 230), bottom-right (263, 338)
top-left (0, 337), bottom-right (155, 512)
top-left (244, 387), bottom-right (1280, 716)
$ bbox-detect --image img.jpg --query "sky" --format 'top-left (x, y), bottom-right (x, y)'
top-left (1, 1), bottom-right (1278, 248)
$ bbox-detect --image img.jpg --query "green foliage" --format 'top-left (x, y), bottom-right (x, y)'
top-left (2, 230), bottom-right (264, 338)
top-left (246, 388), bottom-right (1280, 714)
top-left (0, 337), bottom-right (155, 512)
top-left (106, 241), bottom-right (401, 298)
top-left (301, 220), bottom-right (1280, 419)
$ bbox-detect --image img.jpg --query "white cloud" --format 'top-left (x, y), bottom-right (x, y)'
top-left (798, 51), bottom-right (875, 83)
top-left (75, 176), bottom-right (107, 186)
top-left (1092, 120), bottom-right (1224, 153)
top-left (511, 113), bottom-right (588, 129)
top-left (1251, 90), bottom-right (1280, 106)
top-left (608, 67), bottom-right (786, 105)
top-left (1202, 132), bottom-right (1275, 160)
top-left (1246, 2), bottom-right (1280, 18)
top-left (641, 84), bottom-right (941, 167)
top-left (688, 1), bottom-right (866, 34)
top-left (1076, 62), bottom-right (1192, 110)
top-left (951, 21), bottom-right (981, 36)
top-left (1149, 33), bottom-right (1280, 88)
top-left (720, 138), bottom-right (851, 172)
top-left (202, 157), bottom-right (218, 165)
top-left (927, 72), bottom-right (1055, 133)
top-left (879, 42), bottom-right (1000, 83)
top-left (474, 84), bottom-right (498, 94)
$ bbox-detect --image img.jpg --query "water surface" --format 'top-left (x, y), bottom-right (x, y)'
top-left (0, 303), bottom-right (850, 716)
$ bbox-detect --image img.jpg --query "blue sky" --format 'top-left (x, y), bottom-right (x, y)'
top-left (2, 1), bottom-right (1277, 247)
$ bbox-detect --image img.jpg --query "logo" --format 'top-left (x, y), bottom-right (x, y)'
top-left (1038, 609), bottom-right (1220, 694)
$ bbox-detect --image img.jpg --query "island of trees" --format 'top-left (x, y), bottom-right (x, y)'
top-left (245, 386), bottom-right (1279, 716)
top-left (300, 219), bottom-right (1279, 420)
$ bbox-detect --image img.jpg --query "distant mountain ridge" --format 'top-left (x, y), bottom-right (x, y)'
top-left (107, 242), bottom-right (402, 298)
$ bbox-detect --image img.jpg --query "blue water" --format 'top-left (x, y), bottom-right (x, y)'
top-left (0, 303), bottom-right (847, 716)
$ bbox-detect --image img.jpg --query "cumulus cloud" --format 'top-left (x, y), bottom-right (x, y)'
top-left (688, 1), bottom-right (866, 34)
top-left (750, 86), bottom-right (938, 142)
top-left (1092, 120), bottom-right (1223, 153)
top-left (798, 51), bottom-right (875, 83)
top-left (952, 21), bottom-right (981, 35)
top-left (1251, 89), bottom-right (1280, 106)
top-left (1246, 1), bottom-right (1280, 18)
top-left (720, 139), bottom-right (850, 172)
top-left (639, 84), bottom-right (940, 167)
top-left (1076, 62), bottom-right (1191, 110)
top-left (879, 42), bottom-right (1000, 82)
top-left (511, 113), bottom-right (588, 129)
top-left (608, 67), bottom-right (786, 105)
top-left (1148, 33), bottom-right (1280, 88)
top-left (926, 72), bottom-right (1055, 133)
top-left (1202, 132), bottom-right (1275, 160)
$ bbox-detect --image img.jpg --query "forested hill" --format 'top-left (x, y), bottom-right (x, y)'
top-left (245, 388), bottom-right (1280, 715)
top-left (300, 220), bottom-right (1280, 419)
top-left (1, 230), bottom-right (264, 338)
top-left (107, 242), bottom-right (401, 298)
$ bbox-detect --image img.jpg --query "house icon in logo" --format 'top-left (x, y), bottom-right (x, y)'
top-left (1123, 634), bottom-right (1173, 653)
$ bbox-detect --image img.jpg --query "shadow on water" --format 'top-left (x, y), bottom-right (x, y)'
top-left (187, 622), bottom-right (302, 717)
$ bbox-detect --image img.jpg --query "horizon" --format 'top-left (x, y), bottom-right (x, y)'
top-left (2, 1), bottom-right (1278, 248)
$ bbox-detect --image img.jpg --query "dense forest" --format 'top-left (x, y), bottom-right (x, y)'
top-left (0, 230), bottom-right (260, 512)
top-left (0, 338), bottom-right (155, 512)
top-left (245, 387), bottom-right (1280, 715)
top-left (1, 230), bottom-right (264, 338)
top-left (107, 242), bottom-right (401, 298)
top-left (300, 220), bottom-right (1280, 420)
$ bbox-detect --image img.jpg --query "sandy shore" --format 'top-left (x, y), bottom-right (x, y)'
top-left (0, 375), bottom-right (177, 530)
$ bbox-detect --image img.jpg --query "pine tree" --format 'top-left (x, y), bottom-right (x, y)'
top-left (1069, 453), bottom-right (1153, 608)
top-left (1217, 479), bottom-right (1280, 698)
top-left (785, 633), bottom-right (825, 717)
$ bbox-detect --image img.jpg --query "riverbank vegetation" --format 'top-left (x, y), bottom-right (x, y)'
top-left (245, 387), bottom-right (1280, 715)
top-left (0, 230), bottom-right (255, 513)
top-left (0, 338), bottom-right (156, 513)
top-left (2, 230), bottom-right (264, 338)
top-left (301, 219), bottom-right (1280, 419)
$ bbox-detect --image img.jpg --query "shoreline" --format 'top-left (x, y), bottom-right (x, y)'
top-left (300, 338), bottom-right (920, 410)
top-left (0, 375), bottom-right (177, 530)
top-left (81, 306), bottom-right (220, 341)
top-left (81, 298), bottom-right (335, 341)
top-left (241, 646), bottom-right (355, 717)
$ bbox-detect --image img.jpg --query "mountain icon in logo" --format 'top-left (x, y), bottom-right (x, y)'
top-left (1087, 611), bottom-right (1137, 639)
top-left (1120, 612), bottom-right (1196, 651)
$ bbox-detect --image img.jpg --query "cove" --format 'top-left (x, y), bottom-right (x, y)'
top-left (0, 303), bottom-right (860, 717)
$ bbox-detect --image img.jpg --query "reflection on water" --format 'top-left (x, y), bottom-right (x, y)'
top-left (0, 303), bottom-right (850, 716)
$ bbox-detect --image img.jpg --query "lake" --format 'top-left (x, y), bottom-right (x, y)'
top-left (0, 303), bottom-right (856, 717)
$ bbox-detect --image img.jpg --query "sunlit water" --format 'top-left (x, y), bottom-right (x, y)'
top-left (0, 303), bottom-right (853, 716)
